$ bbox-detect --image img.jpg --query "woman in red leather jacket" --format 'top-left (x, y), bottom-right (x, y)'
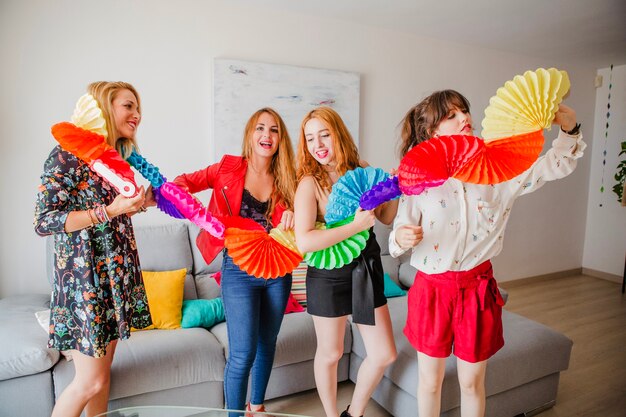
top-left (174, 108), bottom-right (297, 415)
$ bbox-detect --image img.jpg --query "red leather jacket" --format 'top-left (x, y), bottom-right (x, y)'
top-left (173, 155), bottom-right (287, 264)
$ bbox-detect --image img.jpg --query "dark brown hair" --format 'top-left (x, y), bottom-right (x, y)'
top-left (398, 90), bottom-right (470, 157)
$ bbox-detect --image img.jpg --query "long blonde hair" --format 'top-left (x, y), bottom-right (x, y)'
top-left (296, 106), bottom-right (359, 191)
top-left (241, 108), bottom-right (297, 212)
top-left (87, 81), bottom-right (141, 159)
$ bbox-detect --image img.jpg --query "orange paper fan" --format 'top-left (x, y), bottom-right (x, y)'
top-left (224, 227), bottom-right (303, 279)
top-left (51, 122), bottom-right (138, 197)
top-left (452, 130), bottom-right (544, 184)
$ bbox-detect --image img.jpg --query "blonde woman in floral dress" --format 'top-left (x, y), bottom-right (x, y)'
top-left (34, 81), bottom-right (152, 417)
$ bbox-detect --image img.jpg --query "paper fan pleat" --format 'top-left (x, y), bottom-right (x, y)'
top-left (51, 122), bottom-right (110, 162)
top-left (159, 182), bottom-right (225, 238)
top-left (325, 167), bottom-right (389, 224)
top-left (481, 68), bottom-right (570, 140)
top-left (269, 228), bottom-right (300, 254)
top-left (51, 122), bottom-right (138, 197)
top-left (153, 187), bottom-right (184, 219)
top-left (225, 228), bottom-right (302, 279)
top-left (220, 215), bottom-right (265, 231)
top-left (398, 135), bottom-right (483, 195)
top-left (359, 176), bottom-right (402, 210)
top-left (127, 151), bottom-right (165, 188)
top-left (303, 217), bottom-right (369, 269)
top-left (71, 94), bottom-right (108, 139)
top-left (452, 130), bottom-right (544, 184)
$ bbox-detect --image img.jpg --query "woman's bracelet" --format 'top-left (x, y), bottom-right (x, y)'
top-left (86, 209), bottom-right (96, 227)
top-left (94, 204), bottom-right (110, 224)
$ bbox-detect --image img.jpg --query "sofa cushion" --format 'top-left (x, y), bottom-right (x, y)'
top-left (53, 327), bottom-right (225, 399)
top-left (181, 299), bottom-right (225, 329)
top-left (188, 224), bottom-right (223, 276)
top-left (195, 272), bottom-right (222, 300)
top-left (134, 222), bottom-right (197, 300)
top-left (141, 268), bottom-right (187, 329)
top-left (0, 295), bottom-right (60, 381)
top-left (383, 273), bottom-right (407, 297)
top-left (351, 297), bottom-right (572, 412)
top-left (211, 312), bottom-right (352, 367)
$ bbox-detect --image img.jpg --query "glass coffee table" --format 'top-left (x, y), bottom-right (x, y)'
top-left (95, 406), bottom-right (312, 417)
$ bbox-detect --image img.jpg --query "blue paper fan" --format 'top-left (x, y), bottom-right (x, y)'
top-left (325, 167), bottom-right (389, 224)
top-left (126, 151), bottom-right (184, 219)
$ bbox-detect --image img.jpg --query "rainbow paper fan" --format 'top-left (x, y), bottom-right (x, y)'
top-left (51, 94), bottom-right (138, 197)
top-left (71, 94), bottom-right (108, 139)
top-left (325, 167), bottom-right (390, 224)
top-left (303, 216), bottom-right (369, 269)
top-left (51, 122), bottom-right (138, 197)
top-left (360, 176), bottom-right (402, 210)
top-left (224, 220), bottom-right (302, 279)
top-left (159, 182), bottom-right (225, 238)
top-left (398, 134), bottom-right (483, 194)
top-left (398, 68), bottom-right (570, 194)
top-left (453, 130), bottom-right (544, 184)
top-left (398, 131), bottom-right (545, 193)
top-left (126, 151), bottom-right (184, 219)
top-left (481, 68), bottom-right (570, 140)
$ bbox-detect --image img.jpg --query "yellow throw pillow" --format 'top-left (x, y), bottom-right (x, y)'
top-left (141, 268), bottom-right (187, 330)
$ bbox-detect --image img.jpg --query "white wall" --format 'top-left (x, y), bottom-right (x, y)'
top-left (0, 0), bottom-right (597, 297)
top-left (583, 65), bottom-right (626, 277)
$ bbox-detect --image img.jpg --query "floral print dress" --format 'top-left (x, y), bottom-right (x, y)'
top-left (34, 146), bottom-right (151, 358)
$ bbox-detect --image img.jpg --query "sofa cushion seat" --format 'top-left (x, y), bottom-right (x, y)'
top-left (211, 311), bottom-right (351, 368)
top-left (53, 327), bottom-right (225, 400)
top-left (350, 296), bottom-right (572, 412)
top-left (0, 294), bottom-right (59, 381)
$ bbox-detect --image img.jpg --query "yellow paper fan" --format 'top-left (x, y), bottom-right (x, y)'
top-left (481, 68), bottom-right (570, 140)
top-left (269, 227), bottom-right (300, 254)
top-left (71, 94), bottom-right (108, 138)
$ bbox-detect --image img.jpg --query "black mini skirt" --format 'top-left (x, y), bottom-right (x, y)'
top-left (305, 231), bottom-right (387, 325)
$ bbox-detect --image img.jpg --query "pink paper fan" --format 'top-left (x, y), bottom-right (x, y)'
top-left (159, 182), bottom-right (224, 238)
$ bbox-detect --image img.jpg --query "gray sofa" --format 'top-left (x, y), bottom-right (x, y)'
top-left (0, 221), bottom-right (573, 417)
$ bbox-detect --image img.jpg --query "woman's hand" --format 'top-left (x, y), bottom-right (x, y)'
top-left (353, 207), bottom-right (376, 232)
top-left (144, 185), bottom-right (157, 208)
top-left (107, 186), bottom-right (146, 218)
top-left (395, 224), bottom-right (423, 249)
top-left (553, 104), bottom-right (577, 132)
top-left (279, 210), bottom-right (295, 230)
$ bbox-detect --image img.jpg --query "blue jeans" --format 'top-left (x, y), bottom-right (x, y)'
top-left (221, 252), bottom-right (292, 414)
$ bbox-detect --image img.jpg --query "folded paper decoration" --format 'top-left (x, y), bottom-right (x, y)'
top-left (360, 176), bottom-right (402, 210)
top-left (303, 216), bottom-right (370, 270)
top-left (223, 216), bottom-right (302, 279)
top-left (481, 68), bottom-right (570, 140)
top-left (399, 68), bottom-right (570, 195)
top-left (159, 182), bottom-right (225, 238)
top-left (325, 166), bottom-right (391, 224)
top-left (126, 151), bottom-right (184, 219)
top-left (51, 94), bottom-right (138, 197)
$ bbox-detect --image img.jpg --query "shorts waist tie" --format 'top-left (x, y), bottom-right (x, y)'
top-left (477, 272), bottom-right (505, 312)
top-left (419, 260), bottom-right (504, 320)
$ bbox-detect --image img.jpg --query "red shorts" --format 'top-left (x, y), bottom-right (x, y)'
top-left (403, 261), bottom-right (505, 363)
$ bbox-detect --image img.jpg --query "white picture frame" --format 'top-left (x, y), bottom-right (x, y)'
top-left (213, 58), bottom-right (360, 160)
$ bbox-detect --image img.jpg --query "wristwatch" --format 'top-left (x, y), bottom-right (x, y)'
top-left (562, 123), bottom-right (581, 136)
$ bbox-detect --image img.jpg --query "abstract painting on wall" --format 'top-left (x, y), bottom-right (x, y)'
top-left (213, 59), bottom-right (360, 160)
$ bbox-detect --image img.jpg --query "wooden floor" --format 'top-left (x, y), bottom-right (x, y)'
top-left (266, 274), bottom-right (626, 417)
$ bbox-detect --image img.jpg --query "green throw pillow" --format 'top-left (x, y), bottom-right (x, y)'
top-left (383, 273), bottom-right (407, 298)
top-left (181, 298), bottom-right (225, 329)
